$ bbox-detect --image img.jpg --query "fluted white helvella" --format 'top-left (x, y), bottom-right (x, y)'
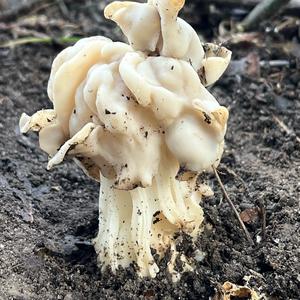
top-left (19, 0), bottom-right (231, 278)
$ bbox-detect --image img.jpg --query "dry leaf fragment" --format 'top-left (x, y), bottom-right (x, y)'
top-left (217, 281), bottom-right (261, 300)
top-left (240, 207), bottom-right (260, 225)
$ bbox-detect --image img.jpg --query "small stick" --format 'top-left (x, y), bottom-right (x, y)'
top-left (237, 0), bottom-right (291, 32)
top-left (0, 0), bottom-right (55, 22)
top-left (0, 36), bottom-right (80, 48)
top-left (272, 114), bottom-right (300, 143)
top-left (220, 164), bottom-right (247, 190)
top-left (260, 60), bottom-right (290, 68)
top-left (57, 0), bottom-right (70, 19)
top-left (200, 0), bottom-right (300, 17)
top-left (212, 166), bottom-right (254, 246)
top-left (259, 200), bottom-right (267, 241)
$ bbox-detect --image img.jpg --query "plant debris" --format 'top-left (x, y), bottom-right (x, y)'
top-left (214, 281), bottom-right (262, 300)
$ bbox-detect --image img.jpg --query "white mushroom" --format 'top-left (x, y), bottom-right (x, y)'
top-left (19, 0), bottom-right (231, 278)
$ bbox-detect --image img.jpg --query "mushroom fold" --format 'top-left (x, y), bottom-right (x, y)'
top-left (20, 0), bottom-right (231, 279)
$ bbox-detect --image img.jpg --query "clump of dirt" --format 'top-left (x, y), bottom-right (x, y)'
top-left (0, 1), bottom-right (299, 299)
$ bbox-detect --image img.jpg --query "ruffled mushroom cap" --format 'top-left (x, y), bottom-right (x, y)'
top-left (105, 0), bottom-right (205, 71)
top-left (21, 41), bottom-right (228, 188)
top-left (119, 51), bottom-right (228, 172)
top-left (21, 41), bottom-right (162, 190)
top-left (104, 1), bottom-right (161, 52)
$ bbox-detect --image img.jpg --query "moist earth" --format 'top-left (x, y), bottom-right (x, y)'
top-left (0, 1), bottom-right (299, 299)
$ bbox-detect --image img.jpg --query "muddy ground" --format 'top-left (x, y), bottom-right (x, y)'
top-left (0, 1), bottom-right (299, 299)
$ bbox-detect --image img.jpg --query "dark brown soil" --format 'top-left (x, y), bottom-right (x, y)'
top-left (0, 1), bottom-right (299, 299)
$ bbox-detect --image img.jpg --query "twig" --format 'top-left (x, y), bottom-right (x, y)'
top-left (0, 0), bottom-right (55, 22)
top-left (200, 0), bottom-right (300, 16)
top-left (260, 60), bottom-right (290, 68)
top-left (272, 114), bottom-right (300, 143)
top-left (237, 0), bottom-right (291, 32)
top-left (212, 166), bottom-right (254, 246)
top-left (259, 200), bottom-right (267, 241)
top-left (0, 36), bottom-right (81, 48)
top-left (57, 0), bottom-right (70, 19)
top-left (220, 164), bottom-right (248, 192)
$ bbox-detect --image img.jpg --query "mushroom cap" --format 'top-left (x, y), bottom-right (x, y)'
top-left (21, 0), bottom-right (231, 188)
top-left (199, 43), bottom-right (232, 86)
top-left (105, 0), bottom-right (205, 71)
top-left (104, 1), bottom-right (161, 52)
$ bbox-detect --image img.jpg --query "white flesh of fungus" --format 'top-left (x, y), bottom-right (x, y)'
top-left (19, 0), bottom-right (231, 279)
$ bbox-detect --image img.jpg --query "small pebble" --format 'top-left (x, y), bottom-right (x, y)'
top-left (194, 249), bottom-right (206, 262)
top-left (256, 235), bottom-right (262, 244)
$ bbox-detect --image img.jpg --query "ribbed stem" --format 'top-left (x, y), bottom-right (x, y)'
top-left (93, 150), bottom-right (204, 277)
